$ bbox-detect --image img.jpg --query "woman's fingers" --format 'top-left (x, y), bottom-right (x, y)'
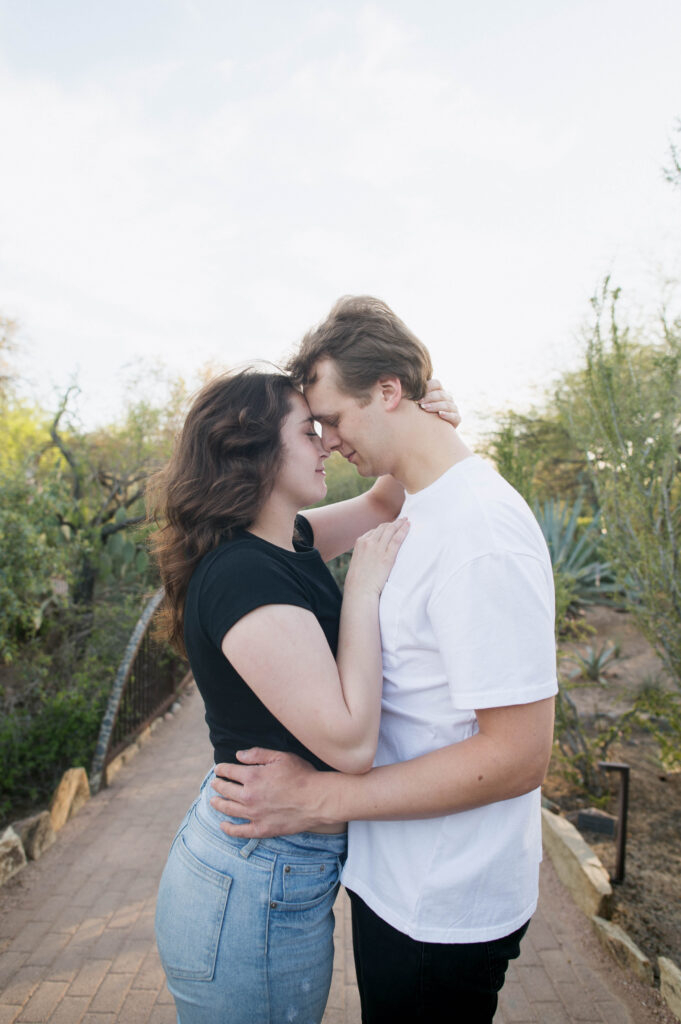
top-left (420, 378), bottom-right (461, 427)
top-left (347, 518), bottom-right (409, 595)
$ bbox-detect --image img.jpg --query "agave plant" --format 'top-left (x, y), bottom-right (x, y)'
top-left (565, 641), bottom-right (620, 684)
top-left (533, 497), bottom-right (617, 607)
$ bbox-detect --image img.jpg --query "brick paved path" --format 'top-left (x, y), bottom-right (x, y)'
top-left (0, 684), bottom-right (666, 1023)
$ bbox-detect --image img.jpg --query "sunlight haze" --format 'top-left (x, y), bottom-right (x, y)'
top-left (1, 0), bottom-right (679, 434)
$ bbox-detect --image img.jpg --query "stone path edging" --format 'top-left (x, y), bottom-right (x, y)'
top-left (0, 694), bottom-right (187, 890)
top-left (542, 805), bottom-right (680, 1020)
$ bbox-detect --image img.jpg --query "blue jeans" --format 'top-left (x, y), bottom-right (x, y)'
top-left (155, 769), bottom-right (347, 1024)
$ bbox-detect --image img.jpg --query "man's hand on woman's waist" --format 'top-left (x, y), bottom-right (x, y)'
top-left (211, 748), bottom-right (334, 838)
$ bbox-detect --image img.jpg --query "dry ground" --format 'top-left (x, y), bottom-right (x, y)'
top-left (544, 606), bottom-right (681, 970)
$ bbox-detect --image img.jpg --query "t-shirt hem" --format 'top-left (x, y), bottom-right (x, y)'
top-left (342, 875), bottom-right (537, 943)
top-left (452, 676), bottom-right (558, 710)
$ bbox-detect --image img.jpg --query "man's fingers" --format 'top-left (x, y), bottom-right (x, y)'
top-left (235, 747), bottom-right (280, 764)
top-left (219, 819), bottom-right (258, 839)
top-left (210, 775), bottom-right (247, 800)
top-left (210, 793), bottom-right (248, 817)
top-left (212, 764), bottom-right (252, 789)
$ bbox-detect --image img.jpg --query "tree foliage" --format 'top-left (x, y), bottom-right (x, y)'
top-left (482, 410), bottom-right (593, 508)
top-left (557, 281), bottom-right (681, 689)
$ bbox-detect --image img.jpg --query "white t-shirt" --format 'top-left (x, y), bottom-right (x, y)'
top-left (342, 455), bottom-right (558, 943)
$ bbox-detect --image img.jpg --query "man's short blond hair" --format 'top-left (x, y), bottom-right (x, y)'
top-left (287, 296), bottom-right (433, 403)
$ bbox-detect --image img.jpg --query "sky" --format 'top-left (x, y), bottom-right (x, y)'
top-left (1, 0), bottom-right (680, 436)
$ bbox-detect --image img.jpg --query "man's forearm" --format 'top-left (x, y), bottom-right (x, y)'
top-left (213, 699), bottom-right (554, 838)
top-left (309, 700), bottom-right (554, 825)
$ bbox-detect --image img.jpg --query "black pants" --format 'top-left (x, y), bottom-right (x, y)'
top-left (349, 889), bottom-right (529, 1024)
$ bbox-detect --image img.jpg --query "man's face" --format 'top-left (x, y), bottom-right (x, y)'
top-left (304, 359), bottom-right (388, 478)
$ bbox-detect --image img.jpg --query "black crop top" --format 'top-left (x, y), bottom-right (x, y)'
top-left (184, 515), bottom-right (342, 771)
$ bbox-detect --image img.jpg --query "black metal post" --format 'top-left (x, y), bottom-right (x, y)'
top-left (597, 761), bottom-right (630, 884)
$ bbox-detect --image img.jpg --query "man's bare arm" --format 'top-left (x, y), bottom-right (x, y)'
top-left (210, 697), bottom-right (555, 838)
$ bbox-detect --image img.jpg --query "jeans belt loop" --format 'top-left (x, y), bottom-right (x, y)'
top-left (240, 838), bottom-right (260, 859)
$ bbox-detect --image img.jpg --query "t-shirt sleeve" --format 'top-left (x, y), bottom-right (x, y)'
top-left (199, 546), bottom-right (314, 651)
top-left (427, 551), bottom-right (558, 709)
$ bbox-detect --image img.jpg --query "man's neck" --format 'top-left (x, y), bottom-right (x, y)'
top-left (389, 407), bottom-right (475, 494)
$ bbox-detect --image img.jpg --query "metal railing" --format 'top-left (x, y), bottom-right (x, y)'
top-left (90, 588), bottom-right (189, 793)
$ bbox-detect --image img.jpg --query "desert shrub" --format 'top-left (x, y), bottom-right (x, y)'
top-left (0, 595), bottom-right (142, 824)
top-left (0, 476), bottom-right (72, 662)
top-left (557, 283), bottom-right (681, 690)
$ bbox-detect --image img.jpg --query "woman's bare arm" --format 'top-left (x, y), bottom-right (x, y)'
top-left (221, 519), bottom-right (408, 774)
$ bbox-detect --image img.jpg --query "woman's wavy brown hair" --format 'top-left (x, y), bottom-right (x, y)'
top-left (148, 368), bottom-right (299, 655)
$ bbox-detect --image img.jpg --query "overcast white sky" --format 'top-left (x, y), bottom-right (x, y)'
top-left (1, 0), bottom-right (680, 435)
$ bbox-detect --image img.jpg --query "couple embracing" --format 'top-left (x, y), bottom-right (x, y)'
top-left (150, 296), bottom-right (557, 1024)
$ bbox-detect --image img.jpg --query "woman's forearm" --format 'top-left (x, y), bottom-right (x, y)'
top-left (333, 583), bottom-right (384, 772)
top-left (366, 474), bottom-right (406, 520)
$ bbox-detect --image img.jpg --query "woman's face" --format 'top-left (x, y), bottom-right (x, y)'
top-left (273, 391), bottom-right (329, 509)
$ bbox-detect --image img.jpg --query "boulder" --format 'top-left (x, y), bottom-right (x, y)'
top-left (50, 767), bottom-right (90, 832)
top-left (591, 916), bottom-right (653, 984)
top-left (659, 957), bottom-right (681, 1021)
top-left (0, 827), bottom-right (27, 886)
top-left (13, 811), bottom-right (56, 860)
top-left (541, 808), bottom-right (613, 918)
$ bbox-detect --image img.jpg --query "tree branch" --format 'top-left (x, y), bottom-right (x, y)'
top-left (100, 515), bottom-right (146, 538)
top-left (49, 387), bottom-right (82, 502)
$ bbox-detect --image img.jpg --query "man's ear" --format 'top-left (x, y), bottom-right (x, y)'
top-left (377, 376), bottom-right (403, 411)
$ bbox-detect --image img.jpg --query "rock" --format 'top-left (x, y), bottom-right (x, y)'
top-left (541, 808), bottom-right (613, 919)
top-left (137, 725), bottom-right (152, 747)
top-left (171, 702), bottom-right (181, 713)
top-left (591, 916), bottom-right (653, 984)
top-left (50, 767), bottom-right (90, 832)
top-left (105, 750), bottom-right (125, 786)
top-left (659, 957), bottom-right (681, 1021)
top-left (0, 827), bottom-right (27, 885)
top-left (13, 811), bottom-right (56, 860)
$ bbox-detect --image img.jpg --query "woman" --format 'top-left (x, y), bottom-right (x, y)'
top-left (150, 368), bottom-right (455, 1023)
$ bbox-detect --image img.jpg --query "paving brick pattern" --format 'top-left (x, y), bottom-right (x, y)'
top-left (0, 685), bottom-right (665, 1023)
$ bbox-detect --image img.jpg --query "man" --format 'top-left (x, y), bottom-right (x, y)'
top-left (211, 296), bottom-right (557, 1023)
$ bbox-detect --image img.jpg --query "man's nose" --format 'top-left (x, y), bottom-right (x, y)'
top-left (321, 425), bottom-right (340, 451)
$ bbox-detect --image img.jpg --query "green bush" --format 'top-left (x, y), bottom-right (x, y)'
top-left (0, 479), bottom-right (71, 662)
top-left (0, 682), bottom-right (108, 821)
top-left (0, 594), bottom-right (142, 825)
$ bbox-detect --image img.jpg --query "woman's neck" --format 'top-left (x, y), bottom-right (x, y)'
top-left (247, 498), bottom-right (298, 551)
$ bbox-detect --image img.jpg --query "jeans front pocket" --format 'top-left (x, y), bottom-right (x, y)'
top-left (155, 832), bottom-right (232, 981)
top-left (278, 856), bottom-right (340, 910)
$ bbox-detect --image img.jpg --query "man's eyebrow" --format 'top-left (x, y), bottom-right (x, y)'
top-left (309, 412), bottom-right (336, 424)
